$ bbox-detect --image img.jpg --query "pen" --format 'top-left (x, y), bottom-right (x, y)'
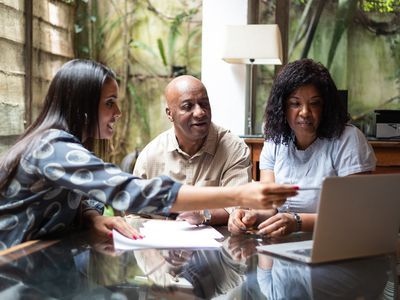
top-left (244, 229), bottom-right (265, 241)
top-left (299, 187), bottom-right (320, 191)
top-left (245, 229), bottom-right (259, 235)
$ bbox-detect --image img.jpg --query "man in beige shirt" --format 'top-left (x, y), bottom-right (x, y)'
top-left (133, 75), bottom-right (251, 225)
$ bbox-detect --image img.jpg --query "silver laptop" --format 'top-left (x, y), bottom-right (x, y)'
top-left (257, 174), bottom-right (400, 264)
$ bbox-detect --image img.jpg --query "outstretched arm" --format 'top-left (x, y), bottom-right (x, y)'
top-left (171, 182), bottom-right (298, 212)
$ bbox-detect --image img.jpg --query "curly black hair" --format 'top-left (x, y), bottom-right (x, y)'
top-left (263, 58), bottom-right (349, 145)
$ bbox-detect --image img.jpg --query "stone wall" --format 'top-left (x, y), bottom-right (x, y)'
top-left (0, 0), bottom-right (74, 154)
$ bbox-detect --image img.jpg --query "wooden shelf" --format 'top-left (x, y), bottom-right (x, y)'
top-left (244, 138), bottom-right (400, 180)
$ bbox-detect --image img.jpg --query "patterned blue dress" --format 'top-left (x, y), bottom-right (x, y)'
top-left (0, 129), bottom-right (181, 249)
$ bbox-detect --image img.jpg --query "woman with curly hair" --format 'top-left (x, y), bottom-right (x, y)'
top-left (228, 58), bottom-right (376, 237)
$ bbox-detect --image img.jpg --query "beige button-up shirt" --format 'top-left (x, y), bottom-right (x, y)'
top-left (133, 123), bottom-right (251, 188)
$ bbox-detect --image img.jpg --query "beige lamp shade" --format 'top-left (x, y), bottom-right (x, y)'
top-left (222, 24), bottom-right (283, 65)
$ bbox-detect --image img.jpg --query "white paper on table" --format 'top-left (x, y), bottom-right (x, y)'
top-left (140, 220), bottom-right (224, 239)
top-left (113, 220), bottom-right (223, 250)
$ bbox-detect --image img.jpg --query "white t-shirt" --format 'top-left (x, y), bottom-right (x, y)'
top-left (259, 125), bottom-right (376, 213)
top-left (257, 260), bottom-right (312, 299)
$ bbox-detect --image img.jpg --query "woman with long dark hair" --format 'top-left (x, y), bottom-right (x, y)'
top-left (0, 59), bottom-right (297, 249)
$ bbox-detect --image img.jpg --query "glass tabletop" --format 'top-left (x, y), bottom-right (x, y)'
top-left (0, 218), bottom-right (397, 299)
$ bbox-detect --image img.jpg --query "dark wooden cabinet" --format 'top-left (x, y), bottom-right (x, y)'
top-left (244, 138), bottom-right (400, 180)
top-left (243, 138), bottom-right (264, 181)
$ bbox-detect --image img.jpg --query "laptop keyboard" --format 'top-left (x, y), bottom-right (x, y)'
top-left (288, 248), bottom-right (312, 257)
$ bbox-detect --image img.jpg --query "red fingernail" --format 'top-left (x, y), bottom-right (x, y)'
top-left (108, 232), bottom-right (112, 238)
top-left (139, 235), bottom-right (144, 239)
top-left (133, 235), bottom-right (137, 240)
top-left (293, 186), bottom-right (299, 190)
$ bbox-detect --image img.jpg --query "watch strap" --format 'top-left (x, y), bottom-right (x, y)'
top-left (202, 209), bottom-right (212, 225)
top-left (291, 212), bottom-right (302, 232)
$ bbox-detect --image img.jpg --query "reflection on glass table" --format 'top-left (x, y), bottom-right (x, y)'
top-left (0, 219), bottom-right (397, 300)
top-left (257, 253), bottom-right (396, 300)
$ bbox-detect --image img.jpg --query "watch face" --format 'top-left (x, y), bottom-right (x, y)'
top-left (203, 209), bottom-right (211, 220)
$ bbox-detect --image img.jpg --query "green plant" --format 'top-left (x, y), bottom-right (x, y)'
top-left (155, 8), bottom-right (201, 75)
top-left (327, 0), bottom-right (358, 69)
top-left (71, 1), bottom-right (202, 162)
top-left (361, 0), bottom-right (399, 12)
top-left (127, 82), bottom-right (150, 139)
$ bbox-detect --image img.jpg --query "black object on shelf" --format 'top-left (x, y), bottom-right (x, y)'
top-left (374, 110), bottom-right (400, 139)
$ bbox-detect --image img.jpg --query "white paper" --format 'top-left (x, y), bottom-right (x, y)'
top-left (140, 219), bottom-right (224, 239)
top-left (113, 220), bottom-right (223, 250)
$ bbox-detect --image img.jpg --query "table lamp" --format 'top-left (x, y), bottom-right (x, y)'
top-left (222, 24), bottom-right (283, 135)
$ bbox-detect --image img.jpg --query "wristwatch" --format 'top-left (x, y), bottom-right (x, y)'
top-left (291, 212), bottom-right (302, 232)
top-left (202, 209), bottom-right (212, 225)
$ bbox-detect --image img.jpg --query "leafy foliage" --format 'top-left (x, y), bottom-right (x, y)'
top-left (73, 0), bottom-right (202, 163)
top-left (327, 0), bottom-right (358, 69)
top-left (361, 0), bottom-right (399, 12)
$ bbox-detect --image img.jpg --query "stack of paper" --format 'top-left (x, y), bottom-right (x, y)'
top-left (113, 220), bottom-right (223, 250)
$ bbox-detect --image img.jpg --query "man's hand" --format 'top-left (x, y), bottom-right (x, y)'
top-left (228, 209), bottom-right (258, 234)
top-left (176, 211), bottom-right (204, 225)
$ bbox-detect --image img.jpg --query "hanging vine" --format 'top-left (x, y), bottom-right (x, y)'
top-left (73, 0), bottom-right (203, 163)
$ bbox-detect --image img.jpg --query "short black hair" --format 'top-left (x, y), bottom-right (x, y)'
top-left (263, 58), bottom-right (349, 145)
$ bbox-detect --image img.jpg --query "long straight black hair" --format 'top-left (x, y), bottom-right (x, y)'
top-left (0, 59), bottom-right (116, 191)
